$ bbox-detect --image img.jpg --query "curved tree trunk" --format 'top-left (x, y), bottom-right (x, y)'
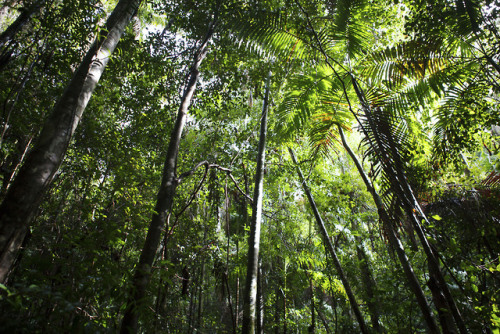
top-left (119, 21), bottom-right (215, 334)
top-left (242, 70), bottom-right (271, 334)
top-left (288, 147), bottom-right (370, 334)
top-left (0, 0), bottom-right (142, 284)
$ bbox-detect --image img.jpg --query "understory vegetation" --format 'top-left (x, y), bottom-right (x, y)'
top-left (0, 0), bottom-right (499, 333)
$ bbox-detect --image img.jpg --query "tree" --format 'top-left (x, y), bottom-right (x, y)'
top-left (242, 70), bottom-right (271, 334)
top-left (0, 0), bottom-right (142, 283)
top-left (289, 147), bottom-right (370, 334)
top-left (0, 1), bottom-right (499, 332)
top-left (120, 17), bottom-right (216, 333)
top-left (0, 0), bottom-right (47, 50)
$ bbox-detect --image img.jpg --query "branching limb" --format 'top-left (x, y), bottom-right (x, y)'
top-left (177, 161), bottom-right (252, 201)
top-left (167, 160), bottom-right (254, 239)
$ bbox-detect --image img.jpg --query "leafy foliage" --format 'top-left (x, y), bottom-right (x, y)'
top-left (0, 0), bottom-right (499, 333)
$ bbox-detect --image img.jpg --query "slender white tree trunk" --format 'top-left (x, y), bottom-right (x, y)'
top-left (242, 71), bottom-right (271, 334)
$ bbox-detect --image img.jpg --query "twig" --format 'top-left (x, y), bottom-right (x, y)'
top-left (165, 160), bottom-right (253, 239)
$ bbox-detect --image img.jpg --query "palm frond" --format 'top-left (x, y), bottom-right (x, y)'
top-left (433, 80), bottom-right (496, 163)
top-left (362, 39), bottom-right (470, 88)
top-left (361, 42), bottom-right (480, 120)
top-left (309, 110), bottom-right (352, 157)
top-left (276, 65), bottom-right (353, 141)
top-left (359, 104), bottom-right (415, 215)
top-left (225, 6), bottom-right (311, 61)
top-left (453, 0), bottom-right (482, 37)
top-left (327, 0), bottom-right (371, 59)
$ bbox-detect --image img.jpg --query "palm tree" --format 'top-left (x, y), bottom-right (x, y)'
top-left (289, 147), bottom-right (370, 334)
top-left (227, 0), bottom-right (497, 331)
top-left (252, 0), bottom-right (485, 331)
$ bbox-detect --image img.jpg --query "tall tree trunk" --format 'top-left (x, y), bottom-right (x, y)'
top-left (274, 286), bottom-right (280, 334)
top-left (409, 209), bottom-right (467, 333)
top-left (338, 126), bottom-right (440, 334)
top-left (351, 78), bottom-right (467, 334)
top-left (288, 147), bottom-right (370, 334)
top-left (428, 262), bottom-right (458, 334)
top-left (283, 273), bottom-right (287, 334)
top-left (0, 0), bottom-right (142, 284)
top-left (119, 21), bottom-right (215, 334)
top-left (304, 268), bottom-right (316, 333)
top-left (241, 70), bottom-right (271, 334)
top-left (197, 258), bottom-right (205, 330)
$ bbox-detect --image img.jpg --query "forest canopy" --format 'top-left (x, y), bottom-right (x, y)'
top-left (0, 0), bottom-right (499, 333)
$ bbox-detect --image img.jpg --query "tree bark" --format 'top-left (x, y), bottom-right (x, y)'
top-left (241, 70), bottom-right (271, 334)
top-left (256, 259), bottom-right (264, 334)
top-left (119, 21), bottom-right (215, 334)
top-left (338, 126), bottom-right (440, 334)
top-left (288, 147), bottom-right (370, 334)
top-left (346, 193), bottom-right (382, 332)
top-left (0, 0), bottom-right (142, 284)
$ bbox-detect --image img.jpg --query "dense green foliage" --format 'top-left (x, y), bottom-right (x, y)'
top-left (0, 0), bottom-right (499, 333)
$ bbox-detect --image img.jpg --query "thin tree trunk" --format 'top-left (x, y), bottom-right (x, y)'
top-left (224, 268), bottom-right (237, 334)
top-left (0, 0), bottom-right (142, 284)
top-left (187, 266), bottom-right (197, 334)
top-left (274, 284), bottom-right (280, 334)
top-left (315, 302), bottom-right (332, 334)
top-left (338, 126), bottom-right (440, 334)
top-left (197, 258), bottom-right (205, 330)
top-left (304, 268), bottom-right (315, 333)
top-left (241, 70), bottom-right (271, 334)
top-left (1, 134), bottom-right (33, 196)
top-left (428, 263), bottom-right (457, 334)
top-left (288, 147), bottom-right (370, 334)
top-left (351, 78), bottom-right (467, 334)
top-left (119, 21), bottom-right (215, 334)
top-left (409, 211), bottom-right (466, 334)
top-left (283, 280), bottom-right (287, 334)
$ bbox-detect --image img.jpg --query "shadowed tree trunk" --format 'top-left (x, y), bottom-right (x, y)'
top-left (289, 147), bottom-right (370, 334)
top-left (428, 263), bottom-right (458, 334)
top-left (119, 20), bottom-right (215, 334)
top-left (338, 126), bottom-right (440, 334)
top-left (351, 78), bottom-right (467, 334)
top-left (242, 70), bottom-right (271, 334)
top-left (0, 0), bottom-right (142, 283)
